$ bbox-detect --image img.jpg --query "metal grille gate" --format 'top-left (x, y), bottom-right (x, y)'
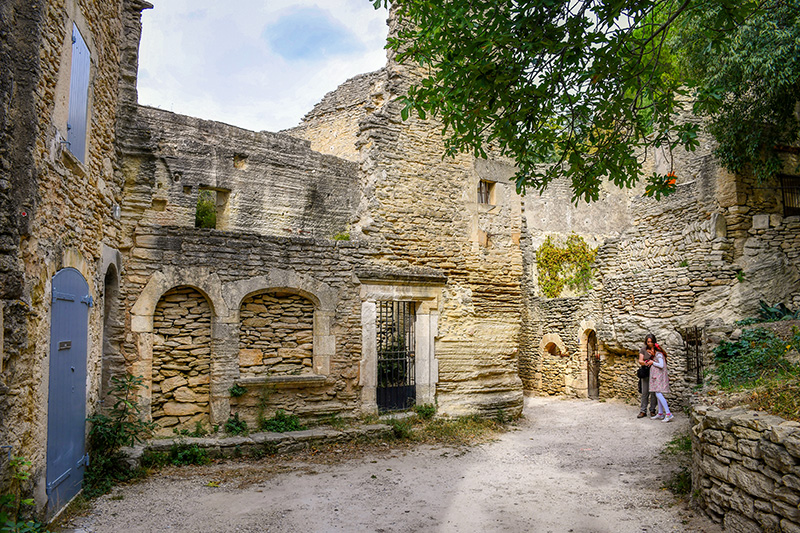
top-left (376, 301), bottom-right (416, 412)
top-left (682, 326), bottom-right (704, 383)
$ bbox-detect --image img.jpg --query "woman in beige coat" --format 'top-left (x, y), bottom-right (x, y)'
top-left (644, 334), bottom-right (673, 422)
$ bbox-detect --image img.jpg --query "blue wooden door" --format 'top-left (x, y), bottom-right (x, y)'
top-left (47, 268), bottom-right (92, 512)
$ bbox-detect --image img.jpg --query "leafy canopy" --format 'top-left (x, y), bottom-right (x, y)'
top-left (372, 0), bottom-right (797, 203)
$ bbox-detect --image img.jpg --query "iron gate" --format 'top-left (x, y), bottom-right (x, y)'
top-left (587, 331), bottom-right (600, 399)
top-left (682, 326), bottom-right (704, 383)
top-left (47, 268), bottom-right (91, 513)
top-left (376, 301), bottom-right (416, 412)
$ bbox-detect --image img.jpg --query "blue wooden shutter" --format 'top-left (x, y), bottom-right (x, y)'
top-left (67, 24), bottom-right (90, 163)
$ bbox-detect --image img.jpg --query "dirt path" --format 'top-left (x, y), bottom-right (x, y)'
top-left (63, 397), bottom-right (722, 533)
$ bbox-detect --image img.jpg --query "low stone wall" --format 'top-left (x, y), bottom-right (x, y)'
top-left (692, 405), bottom-right (800, 532)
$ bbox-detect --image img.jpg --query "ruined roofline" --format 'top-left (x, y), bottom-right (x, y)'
top-left (287, 68), bottom-right (387, 129)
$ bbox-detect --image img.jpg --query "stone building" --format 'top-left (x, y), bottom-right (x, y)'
top-left (0, 0), bottom-right (152, 517)
top-left (517, 123), bottom-right (800, 406)
top-left (2, 0), bottom-right (800, 520)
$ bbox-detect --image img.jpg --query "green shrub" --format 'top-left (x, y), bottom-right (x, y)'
top-left (228, 383), bottom-right (247, 398)
top-left (224, 413), bottom-right (248, 435)
top-left (414, 403), bottom-right (436, 420)
top-left (387, 418), bottom-right (415, 440)
top-left (168, 442), bottom-right (210, 466)
top-left (757, 300), bottom-right (799, 322)
top-left (195, 189), bottom-right (216, 229)
top-left (259, 409), bottom-right (306, 433)
top-left (84, 375), bottom-right (155, 498)
top-left (1, 456), bottom-right (47, 533)
top-left (536, 233), bottom-right (597, 298)
top-left (712, 328), bottom-right (798, 389)
top-left (664, 466), bottom-right (692, 496)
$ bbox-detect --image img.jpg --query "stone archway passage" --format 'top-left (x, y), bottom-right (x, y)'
top-left (152, 286), bottom-right (212, 434)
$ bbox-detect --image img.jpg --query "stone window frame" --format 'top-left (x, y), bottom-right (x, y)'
top-left (357, 275), bottom-right (444, 415)
top-left (131, 267), bottom-right (337, 425)
top-left (51, 4), bottom-right (97, 170)
top-left (478, 179), bottom-right (496, 206)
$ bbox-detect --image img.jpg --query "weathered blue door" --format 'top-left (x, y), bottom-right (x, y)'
top-left (47, 267), bottom-right (92, 513)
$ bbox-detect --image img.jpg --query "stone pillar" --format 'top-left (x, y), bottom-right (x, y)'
top-left (359, 301), bottom-right (377, 414)
top-left (210, 318), bottom-right (238, 426)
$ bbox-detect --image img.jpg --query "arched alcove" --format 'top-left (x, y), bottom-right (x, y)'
top-left (151, 286), bottom-right (212, 434)
top-left (100, 264), bottom-right (124, 411)
top-left (238, 290), bottom-right (315, 378)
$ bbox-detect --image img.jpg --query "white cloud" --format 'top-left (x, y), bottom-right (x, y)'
top-left (137, 0), bottom-right (389, 132)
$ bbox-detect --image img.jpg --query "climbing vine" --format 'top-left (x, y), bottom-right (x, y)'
top-left (536, 234), bottom-right (597, 298)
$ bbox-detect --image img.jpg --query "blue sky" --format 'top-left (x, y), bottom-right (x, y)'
top-left (137, 1), bottom-right (389, 132)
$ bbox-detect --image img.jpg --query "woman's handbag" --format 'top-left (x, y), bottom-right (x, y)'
top-left (637, 365), bottom-right (650, 379)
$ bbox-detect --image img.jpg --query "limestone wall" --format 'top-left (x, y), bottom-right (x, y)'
top-left (238, 292), bottom-right (315, 379)
top-left (119, 225), bottom-right (369, 426)
top-left (0, 0), bottom-right (145, 511)
top-left (352, 66), bottom-right (524, 415)
top-left (519, 106), bottom-right (800, 406)
top-left (117, 106), bottom-right (359, 244)
top-left (284, 69), bottom-right (386, 162)
top-left (692, 405), bottom-right (800, 532)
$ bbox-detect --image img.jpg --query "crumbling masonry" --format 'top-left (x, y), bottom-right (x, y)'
top-left (1, 0), bottom-right (799, 519)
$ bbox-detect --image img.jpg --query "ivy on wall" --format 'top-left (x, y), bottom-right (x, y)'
top-left (536, 233), bottom-right (597, 298)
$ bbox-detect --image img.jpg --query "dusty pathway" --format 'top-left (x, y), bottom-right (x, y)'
top-left (64, 397), bottom-right (722, 533)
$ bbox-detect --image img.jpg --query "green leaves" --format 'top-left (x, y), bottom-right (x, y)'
top-left (377, 0), bottom-right (786, 202)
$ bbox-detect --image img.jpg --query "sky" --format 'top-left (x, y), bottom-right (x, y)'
top-left (137, 1), bottom-right (390, 133)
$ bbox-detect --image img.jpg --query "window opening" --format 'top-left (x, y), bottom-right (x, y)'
top-left (780, 175), bottom-right (800, 217)
top-left (478, 180), bottom-right (495, 205)
top-left (376, 301), bottom-right (416, 412)
top-left (195, 189), bottom-right (216, 228)
top-left (195, 188), bottom-right (229, 229)
top-left (67, 24), bottom-right (91, 163)
top-left (681, 326), bottom-right (704, 384)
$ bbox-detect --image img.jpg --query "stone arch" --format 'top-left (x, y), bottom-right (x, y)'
top-left (540, 333), bottom-right (567, 357)
top-left (151, 285), bottom-right (212, 434)
top-left (130, 266), bottom-right (229, 333)
top-left (224, 270), bottom-right (338, 377)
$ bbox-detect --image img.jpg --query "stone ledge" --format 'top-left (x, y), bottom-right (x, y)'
top-left (238, 374), bottom-right (328, 387)
top-left (122, 423), bottom-right (393, 465)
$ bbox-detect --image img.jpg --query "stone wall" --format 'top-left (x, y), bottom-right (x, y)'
top-left (117, 106), bottom-right (360, 243)
top-left (238, 292), bottom-right (315, 379)
top-left (0, 0), bottom-right (146, 513)
top-left (518, 105), bottom-right (800, 406)
top-left (692, 405), bottom-right (800, 532)
top-left (285, 69), bottom-right (386, 163)
top-left (286, 19), bottom-right (526, 415)
top-left (119, 225), bottom-right (369, 426)
top-left (151, 286), bottom-right (212, 434)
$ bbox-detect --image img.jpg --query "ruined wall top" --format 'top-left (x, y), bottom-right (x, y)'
top-left (118, 105), bottom-right (360, 242)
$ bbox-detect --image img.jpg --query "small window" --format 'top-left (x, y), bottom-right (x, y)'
top-left (478, 180), bottom-right (495, 205)
top-left (195, 189), bottom-right (217, 228)
top-left (67, 24), bottom-right (91, 163)
top-left (780, 175), bottom-right (800, 217)
top-left (195, 188), bottom-right (229, 229)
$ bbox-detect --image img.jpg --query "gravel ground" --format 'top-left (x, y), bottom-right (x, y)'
top-left (60, 396), bottom-right (722, 533)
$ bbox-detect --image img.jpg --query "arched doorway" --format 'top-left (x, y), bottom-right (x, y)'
top-left (47, 267), bottom-right (92, 512)
top-left (100, 265), bottom-right (124, 411)
top-left (586, 330), bottom-right (599, 399)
